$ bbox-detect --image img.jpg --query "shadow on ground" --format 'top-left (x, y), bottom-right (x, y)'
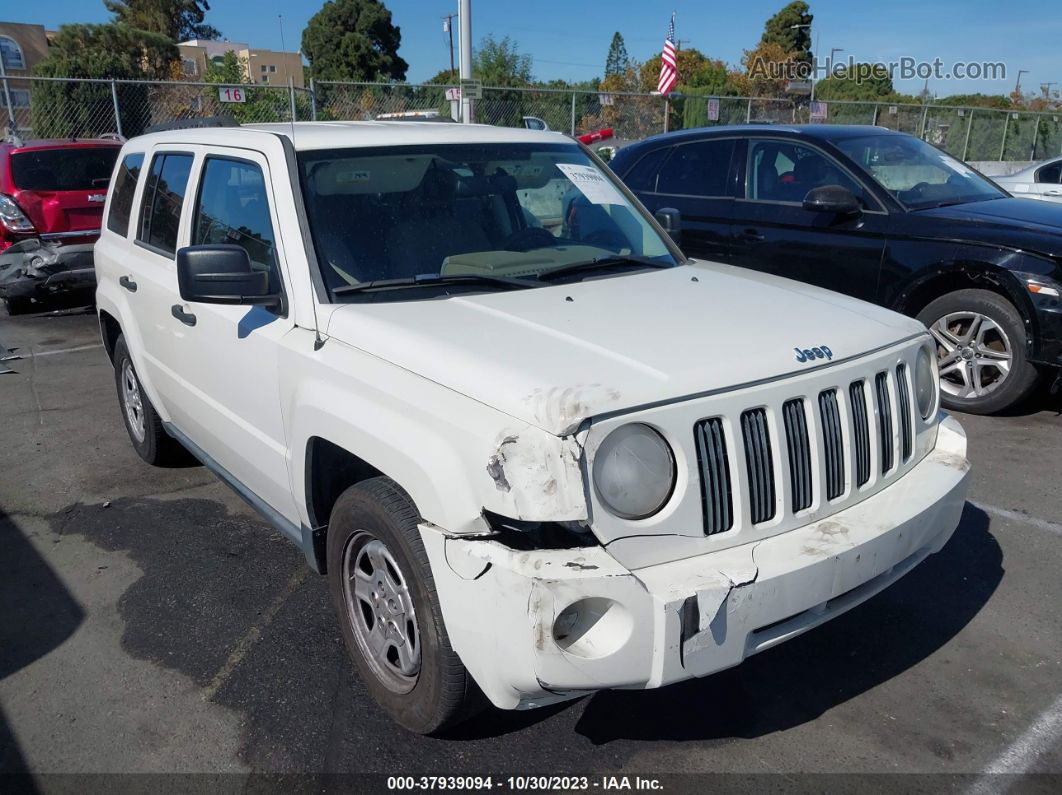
top-left (44, 497), bottom-right (999, 772)
top-left (0, 509), bottom-right (84, 776)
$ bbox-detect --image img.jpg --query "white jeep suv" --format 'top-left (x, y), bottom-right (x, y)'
top-left (95, 120), bottom-right (970, 734)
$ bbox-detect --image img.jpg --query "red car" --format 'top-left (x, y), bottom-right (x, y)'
top-left (0, 137), bottom-right (121, 312)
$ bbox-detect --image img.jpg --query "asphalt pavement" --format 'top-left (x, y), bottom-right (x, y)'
top-left (1, 304), bottom-right (1060, 788)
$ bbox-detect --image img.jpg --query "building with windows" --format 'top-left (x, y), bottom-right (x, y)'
top-left (0, 22), bottom-right (51, 135)
top-left (177, 39), bottom-right (304, 88)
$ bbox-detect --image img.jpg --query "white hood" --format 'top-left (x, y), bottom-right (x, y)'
top-left (326, 262), bottom-right (926, 435)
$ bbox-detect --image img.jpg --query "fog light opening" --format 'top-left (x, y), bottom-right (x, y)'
top-left (551, 597), bottom-right (633, 659)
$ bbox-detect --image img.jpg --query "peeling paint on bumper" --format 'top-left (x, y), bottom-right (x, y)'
top-left (420, 416), bottom-right (970, 711)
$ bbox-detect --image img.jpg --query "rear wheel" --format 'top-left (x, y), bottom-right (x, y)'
top-left (112, 335), bottom-right (188, 466)
top-left (326, 477), bottom-right (482, 734)
top-left (917, 289), bottom-right (1039, 414)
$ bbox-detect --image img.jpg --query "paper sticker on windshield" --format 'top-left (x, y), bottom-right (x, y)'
top-left (556, 164), bottom-right (625, 205)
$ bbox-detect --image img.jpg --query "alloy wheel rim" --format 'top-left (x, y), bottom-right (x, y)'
top-left (930, 311), bottom-right (1013, 400)
top-left (342, 532), bottom-right (421, 693)
top-left (121, 360), bottom-right (147, 443)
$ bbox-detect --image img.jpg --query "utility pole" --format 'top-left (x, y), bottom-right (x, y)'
top-left (442, 14), bottom-right (456, 76)
top-left (278, 14), bottom-right (285, 52)
top-left (458, 0), bottom-right (472, 123)
top-left (1041, 82), bottom-right (1058, 98)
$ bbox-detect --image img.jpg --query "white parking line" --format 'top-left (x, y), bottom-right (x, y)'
top-left (969, 500), bottom-right (1062, 537)
top-left (31, 343), bottom-right (105, 358)
top-left (966, 692), bottom-right (1062, 794)
top-left (201, 566), bottom-right (308, 702)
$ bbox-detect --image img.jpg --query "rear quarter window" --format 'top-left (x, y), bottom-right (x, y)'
top-left (11, 147), bottom-right (119, 191)
top-left (106, 153), bottom-right (145, 236)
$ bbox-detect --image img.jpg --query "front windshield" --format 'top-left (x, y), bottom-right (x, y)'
top-left (834, 134), bottom-right (1006, 210)
top-left (298, 142), bottom-right (678, 299)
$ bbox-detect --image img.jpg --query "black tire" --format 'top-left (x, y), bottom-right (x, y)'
top-left (3, 297), bottom-right (33, 315)
top-left (917, 289), bottom-right (1040, 415)
top-left (112, 335), bottom-right (188, 466)
top-left (326, 477), bottom-right (482, 734)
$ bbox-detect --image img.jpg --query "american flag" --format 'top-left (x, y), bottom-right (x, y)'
top-left (657, 14), bottom-right (678, 95)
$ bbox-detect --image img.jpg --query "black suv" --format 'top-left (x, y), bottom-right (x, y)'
top-left (610, 125), bottom-right (1062, 414)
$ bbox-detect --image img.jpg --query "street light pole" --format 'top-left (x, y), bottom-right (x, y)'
top-left (1015, 69), bottom-right (1029, 96)
top-left (458, 0), bottom-right (473, 124)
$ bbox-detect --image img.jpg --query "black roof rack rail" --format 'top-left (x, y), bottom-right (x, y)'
top-left (144, 116), bottom-right (239, 134)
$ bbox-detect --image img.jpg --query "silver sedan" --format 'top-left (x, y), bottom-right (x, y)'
top-left (994, 157), bottom-right (1062, 203)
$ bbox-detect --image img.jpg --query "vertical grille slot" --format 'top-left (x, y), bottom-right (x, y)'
top-left (818, 390), bottom-right (845, 500)
top-left (694, 418), bottom-right (733, 535)
top-left (896, 364), bottom-right (913, 462)
top-left (741, 409), bottom-right (776, 524)
top-left (849, 381), bottom-right (871, 487)
top-left (875, 372), bottom-right (894, 474)
top-left (782, 399), bottom-right (812, 513)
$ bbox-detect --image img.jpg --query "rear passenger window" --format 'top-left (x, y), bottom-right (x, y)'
top-left (106, 153), bottom-right (144, 236)
top-left (192, 157), bottom-right (279, 290)
top-left (656, 140), bottom-right (735, 197)
top-left (138, 153), bottom-right (193, 256)
top-left (620, 148), bottom-right (669, 192)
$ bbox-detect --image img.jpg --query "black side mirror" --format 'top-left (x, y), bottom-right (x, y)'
top-left (802, 185), bottom-right (862, 217)
top-left (654, 207), bottom-right (682, 244)
top-left (176, 245), bottom-right (281, 309)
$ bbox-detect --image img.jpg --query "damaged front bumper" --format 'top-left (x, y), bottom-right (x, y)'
top-left (419, 415), bottom-right (970, 711)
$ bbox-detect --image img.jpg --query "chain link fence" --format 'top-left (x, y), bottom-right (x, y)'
top-left (3, 75), bottom-right (1061, 162)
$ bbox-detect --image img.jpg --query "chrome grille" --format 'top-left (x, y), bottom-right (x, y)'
top-left (819, 389), bottom-right (845, 500)
top-left (875, 372), bottom-right (894, 474)
top-left (782, 399), bottom-right (812, 513)
top-left (694, 417), bottom-right (733, 535)
top-left (849, 381), bottom-right (871, 487)
top-left (741, 409), bottom-right (776, 524)
top-left (896, 364), bottom-right (913, 462)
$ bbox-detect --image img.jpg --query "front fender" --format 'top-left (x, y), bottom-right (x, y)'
top-left (280, 335), bottom-right (588, 534)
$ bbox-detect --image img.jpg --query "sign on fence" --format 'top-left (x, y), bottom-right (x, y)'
top-left (218, 86), bottom-right (246, 103)
top-left (707, 97), bottom-right (720, 122)
top-left (810, 101), bottom-right (828, 120)
top-left (458, 79), bottom-right (482, 100)
top-left (445, 87), bottom-right (461, 101)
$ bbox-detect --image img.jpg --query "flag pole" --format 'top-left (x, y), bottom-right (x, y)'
top-left (664, 95), bottom-right (670, 133)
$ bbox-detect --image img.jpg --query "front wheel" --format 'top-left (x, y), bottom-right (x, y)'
top-left (326, 477), bottom-right (481, 734)
top-left (917, 289), bottom-right (1040, 414)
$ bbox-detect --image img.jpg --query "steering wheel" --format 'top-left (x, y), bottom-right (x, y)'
top-left (907, 181), bottom-right (931, 197)
top-left (502, 226), bottom-right (558, 252)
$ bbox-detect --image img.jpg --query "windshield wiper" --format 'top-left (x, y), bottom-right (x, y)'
top-left (332, 272), bottom-right (540, 296)
top-left (536, 255), bottom-right (673, 283)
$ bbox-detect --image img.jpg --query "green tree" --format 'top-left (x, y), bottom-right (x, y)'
top-left (302, 0), bottom-right (407, 82)
top-left (760, 1), bottom-right (813, 63)
top-left (604, 32), bottom-right (630, 77)
top-left (473, 35), bottom-right (533, 87)
top-left (814, 63), bottom-right (897, 101)
top-left (204, 51), bottom-right (298, 124)
top-left (425, 68), bottom-right (458, 85)
top-left (104, 0), bottom-right (220, 41)
top-left (31, 23), bottom-right (178, 137)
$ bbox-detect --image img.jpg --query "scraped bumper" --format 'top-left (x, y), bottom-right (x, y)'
top-left (420, 415), bottom-right (970, 710)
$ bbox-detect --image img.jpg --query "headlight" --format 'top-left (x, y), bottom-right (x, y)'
top-left (915, 345), bottom-right (937, 419)
top-left (592, 423), bottom-right (675, 519)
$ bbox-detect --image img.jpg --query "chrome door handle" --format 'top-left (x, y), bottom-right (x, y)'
top-left (119, 275), bottom-right (137, 292)
top-left (171, 305), bottom-right (196, 327)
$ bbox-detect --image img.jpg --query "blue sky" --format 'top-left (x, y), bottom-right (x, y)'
top-left (7, 0), bottom-right (1059, 97)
